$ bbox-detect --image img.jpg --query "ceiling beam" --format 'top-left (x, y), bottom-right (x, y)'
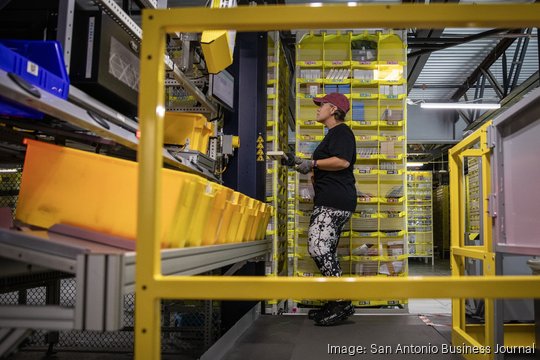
top-left (451, 28), bottom-right (524, 101)
top-left (464, 70), bottom-right (539, 131)
top-left (405, 0), bottom-right (457, 92)
top-left (411, 84), bottom-right (496, 89)
top-left (408, 28), bottom-right (509, 59)
top-left (409, 36), bottom-right (493, 45)
top-left (456, 109), bottom-right (473, 125)
top-left (480, 68), bottom-right (504, 99)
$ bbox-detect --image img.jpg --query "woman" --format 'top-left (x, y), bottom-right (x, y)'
top-left (292, 92), bottom-right (357, 326)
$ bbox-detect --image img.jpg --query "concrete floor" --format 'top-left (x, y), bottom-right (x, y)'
top-left (408, 258), bottom-right (452, 316)
top-left (222, 314), bottom-right (462, 360)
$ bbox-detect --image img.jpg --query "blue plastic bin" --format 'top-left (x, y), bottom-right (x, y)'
top-left (0, 40), bottom-right (69, 119)
top-left (352, 101), bottom-right (364, 121)
top-left (324, 85), bottom-right (338, 94)
top-left (337, 84), bottom-right (350, 94)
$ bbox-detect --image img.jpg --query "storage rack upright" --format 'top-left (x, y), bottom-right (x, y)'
top-left (265, 32), bottom-right (289, 313)
top-left (287, 168), bottom-right (296, 277)
top-left (433, 184), bottom-right (450, 258)
top-left (294, 30), bottom-right (408, 309)
top-left (407, 171), bottom-right (434, 265)
top-left (465, 157), bottom-right (481, 243)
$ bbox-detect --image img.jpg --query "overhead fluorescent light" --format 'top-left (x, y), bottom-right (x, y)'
top-left (309, 2), bottom-right (323, 7)
top-left (406, 162), bottom-right (425, 167)
top-left (420, 103), bottom-right (501, 110)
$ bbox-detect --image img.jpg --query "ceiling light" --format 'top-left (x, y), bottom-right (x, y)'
top-left (420, 103), bottom-right (501, 110)
top-left (406, 162), bottom-right (425, 167)
top-left (309, 2), bottom-right (323, 7)
top-left (347, 2), bottom-right (358, 6)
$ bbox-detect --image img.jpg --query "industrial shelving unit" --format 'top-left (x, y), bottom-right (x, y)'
top-left (294, 30), bottom-right (408, 308)
top-left (407, 171), bottom-right (434, 265)
top-left (287, 168), bottom-right (296, 277)
top-left (465, 157), bottom-right (481, 242)
top-left (265, 32), bottom-right (290, 313)
top-left (433, 185), bottom-right (450, 258)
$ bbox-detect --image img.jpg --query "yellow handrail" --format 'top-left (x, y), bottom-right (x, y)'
top-left (137, 4), bottom-right (540, 359)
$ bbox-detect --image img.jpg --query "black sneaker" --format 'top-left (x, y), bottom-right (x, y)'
top-left (307, 302), bottom-right (331, 320)
top-left (313, 301), bottom-right (355, 326)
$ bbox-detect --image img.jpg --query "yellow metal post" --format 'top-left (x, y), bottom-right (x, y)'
top-left (136, 13), bottom-right (167, 360)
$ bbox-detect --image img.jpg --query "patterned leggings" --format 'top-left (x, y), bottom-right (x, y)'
top-left (308, 205), bottom-right (352, 277)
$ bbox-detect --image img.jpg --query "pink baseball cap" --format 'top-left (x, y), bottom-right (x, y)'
top-left (313, 92), bottom-right (350, 114)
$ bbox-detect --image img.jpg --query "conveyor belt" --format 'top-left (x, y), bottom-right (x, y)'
top-left (221, 315), bottom-right (463, 360)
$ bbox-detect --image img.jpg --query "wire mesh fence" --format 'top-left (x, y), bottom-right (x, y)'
top-left (0, 168), bottom-right (22, 218)
top-left (1, 278), bottom-right (221, 357)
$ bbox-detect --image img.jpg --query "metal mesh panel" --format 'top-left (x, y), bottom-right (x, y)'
top-left (0, 168), bottom-right (22, 218)
top-left (0, 290), bottom-right (20, 304)
top-left (5, 279), bottom-right (220, 356)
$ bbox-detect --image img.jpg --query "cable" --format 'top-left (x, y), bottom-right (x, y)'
top-left (215, 154), bottom-right (230, 175)
top-left (209, 106), bottom-right (223, 122)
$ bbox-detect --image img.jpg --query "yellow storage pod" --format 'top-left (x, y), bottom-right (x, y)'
top-left (163, 112), bottom-right (214, 153)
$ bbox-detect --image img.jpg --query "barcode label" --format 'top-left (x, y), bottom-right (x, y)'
top-left (86, 17), bottom-right (95, 78)
top-left (26, 61), bottom-right (39, 76)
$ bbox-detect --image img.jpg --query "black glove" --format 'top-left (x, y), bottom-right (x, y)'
top-left (281, 152), bottom-right (301, 167)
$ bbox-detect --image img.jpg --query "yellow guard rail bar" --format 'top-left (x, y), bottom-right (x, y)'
top-left (137, 4), bottom-right (540, 359)
top-left (449, 121), bottom-right (497, 360)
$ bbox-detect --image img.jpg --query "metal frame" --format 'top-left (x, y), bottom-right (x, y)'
top-left (465, 70), bottom-right (539, 131)
top-left (137, 4), bottom-right (540, 359)
top-left (449, 121), bottom-right (496, 359)
top-left (449, 90), bottom-right (540, 358)
top-left (491, 87), bottom-right (540, 255)
top-left (93, 0), bottom-right (217, 114)
top-left (451, 29), bottom-right (525, 102)
top-left (56, 0), bottom-right (75, 74)
top-left (0, 229), bottom-right (269, 332)
top-left (0, 69), bottom-right (217, 180)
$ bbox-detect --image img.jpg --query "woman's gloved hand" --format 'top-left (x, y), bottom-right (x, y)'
top-left (281, 152), bottom-right (302, 167)
top-left (295, 158), bottom-right (313, 174)
top-left (281, 152), bottom-right (313, 174)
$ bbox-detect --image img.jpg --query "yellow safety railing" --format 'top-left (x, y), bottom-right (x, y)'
top-left (137, 4), bottom-right (540, 359)
top-left (449, 122), bottom-right (495, 359)
top-left (449, 122), bottom-right (536, 359)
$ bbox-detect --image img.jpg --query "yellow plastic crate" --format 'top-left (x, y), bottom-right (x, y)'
top-left (164, 112), bottom-right (214, 153)
top-left (16, 140), bottom-right (271, 248)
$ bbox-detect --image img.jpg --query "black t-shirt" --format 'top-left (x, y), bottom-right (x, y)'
top-left (312, 123), bottom-right (357, 212)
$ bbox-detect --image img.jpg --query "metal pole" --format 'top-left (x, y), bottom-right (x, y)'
top-left (507, 30), bottom-right (525, 91)
top-left (56, 0), bottom-right (75, 74)
top-left (502, 52), bottom-right (509, 96)
top-left (527, 258), bottom-right (540, 355)
top-left (537, 28), bottom-right (540, 87)
top-left (510, 28), bottom-right (532, 91)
